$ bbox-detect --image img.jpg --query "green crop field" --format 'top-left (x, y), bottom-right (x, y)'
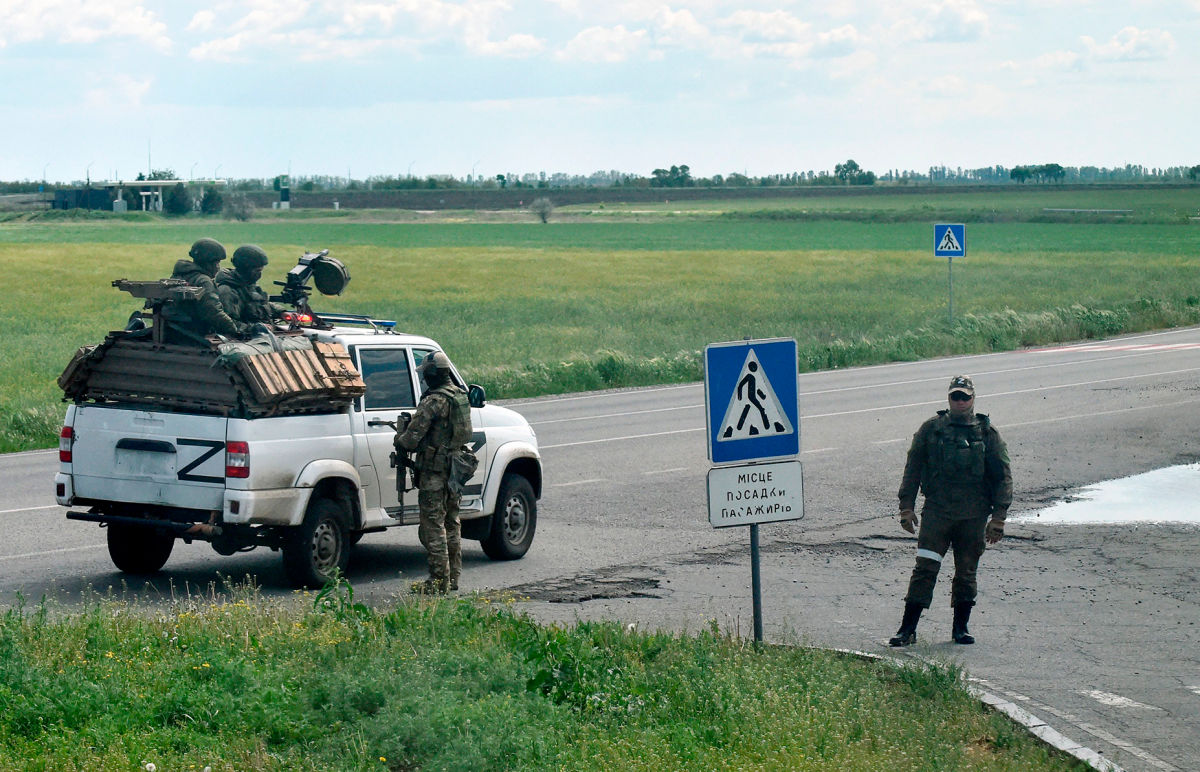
top-left (2, 187), bottom-right (1199, 451)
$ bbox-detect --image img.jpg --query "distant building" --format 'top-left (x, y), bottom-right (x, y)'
top-left (52, 188), bottom-right (113, 210)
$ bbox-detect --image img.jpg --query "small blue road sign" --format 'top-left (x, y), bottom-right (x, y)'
top-left (704, 338), bottom-right (799, 464)
top-left (934, 223), bottom-right (966, 257)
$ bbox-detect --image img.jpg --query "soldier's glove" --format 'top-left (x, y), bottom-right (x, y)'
top-left (899, 509), bottom-right (918, 534)
top-left (986, 518), bottom-right (1005, 544)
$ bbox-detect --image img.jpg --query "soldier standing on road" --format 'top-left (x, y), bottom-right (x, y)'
top-left (217, 244), bottom-right (281, 326)
top-left (165, 238), bottom-right (246, 341)
top-left (889, 375), bottom-right (1012, 646)
top-left (394, 351), bottom-right (473, 594)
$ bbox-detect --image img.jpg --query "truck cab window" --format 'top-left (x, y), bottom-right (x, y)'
top-left (359, 348), bottom-right (416, 410)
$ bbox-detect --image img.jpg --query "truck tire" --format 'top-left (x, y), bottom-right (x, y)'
top-left (283, 497), bottom-right (351, 589)
top-left (481, 473), bottom-right (537, 560)
top-left (107, 523), bottom-right (174, 575)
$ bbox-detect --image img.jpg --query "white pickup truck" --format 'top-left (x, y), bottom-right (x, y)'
top-left (54, 319), bottom-right (542, 588)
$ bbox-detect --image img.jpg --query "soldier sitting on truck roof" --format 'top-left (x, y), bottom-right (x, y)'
top-left (217, 244), bottom-right (283, 326)
top-left (162, 238), bottom-right (248, 343)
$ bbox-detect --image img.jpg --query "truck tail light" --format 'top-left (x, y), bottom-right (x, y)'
top-left (225, 441), bottom-right (250, 478)
top-left (59, 426), bottom-right (74, 463)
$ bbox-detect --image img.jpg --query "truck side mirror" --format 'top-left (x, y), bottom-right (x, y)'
top-left (468, 384), bottom-right (486, 409)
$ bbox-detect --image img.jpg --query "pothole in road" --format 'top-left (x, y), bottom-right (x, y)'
top-left (504, 570), bottom-right (664, 604)
top-left (1014, 464), bottom-right (1200, 525)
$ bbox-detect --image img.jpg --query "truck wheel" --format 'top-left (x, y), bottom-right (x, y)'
top-left (107, 524), bottom-right (174, 575)
top-left (481, 473), bottom-right (537, 560)
top-left (283, 497), bottom-right (351, 589)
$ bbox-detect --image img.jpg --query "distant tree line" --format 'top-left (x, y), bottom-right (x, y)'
top-left (7, 160), bottom-right (1200, 198)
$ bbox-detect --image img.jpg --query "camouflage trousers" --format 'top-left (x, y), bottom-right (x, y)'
top-left (418, 484), bottom-right (462, 590)
top-left (904, 513), bottom-right (988, 609)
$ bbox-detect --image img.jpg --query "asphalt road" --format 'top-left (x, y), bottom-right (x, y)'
top-left (6, 326), bottom-right (1200, 771)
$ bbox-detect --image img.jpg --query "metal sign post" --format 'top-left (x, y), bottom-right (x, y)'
top-left (704, 338), bottom-right (804, 643)
top-left (934, 223), bottom-right (966, 324)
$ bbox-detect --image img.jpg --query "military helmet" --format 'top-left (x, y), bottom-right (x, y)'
top-left (231, 244), bottom-right (269, 270)
top-left (419, 351), bottom-right (453, 376)
top-left (189, 238), bottom-right (226, 264)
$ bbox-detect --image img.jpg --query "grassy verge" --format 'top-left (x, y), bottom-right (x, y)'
top-left (0, 581), bottom-right (1086, 772)
top-left (3, 206), bottom-right (1200, 451)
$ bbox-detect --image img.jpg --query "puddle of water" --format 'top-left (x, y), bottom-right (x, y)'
top-left (1015, 464), bottom-right (1200, 525)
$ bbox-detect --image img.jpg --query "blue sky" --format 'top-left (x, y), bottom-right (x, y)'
top-left (1, 1), bottom-right (1193, 183)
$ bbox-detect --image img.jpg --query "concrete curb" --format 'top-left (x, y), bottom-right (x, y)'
top-left (831, 648), bottom-right (1125, 772)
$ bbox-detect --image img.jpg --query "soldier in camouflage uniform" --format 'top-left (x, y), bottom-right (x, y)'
top-left (217, 244), bottom-right (281, 325)
top-left (394, 351), bottom-right (473, 594)
top-left (165, 238), bottom-right (246, 342)
top-left (889, 375), bottom-right (1012, 647)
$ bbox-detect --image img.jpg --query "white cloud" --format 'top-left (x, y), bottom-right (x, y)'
top-left (815, 24), bottom-right (863, 57)
top-left (188, 0), bottom-right (543, 61)
top-left (722, 10), bottom-right (810, 41)
top-left (1032, 50), bottom-right (1084, 71)
top-left (0, 0), bottom-right (171, 51)
top-left (1082, 26), bottom-right (1174, 62)
top-left (187, 10), bottom-right (216, 33)
top-left (650, 7), bottom-right (709, 47)
top-left (557, 25), bottom-right (649, 63)
top-left (231, 0), bottom-right (315, 34)
top-left (890, 0), bottom-right (988, 43)
top-left (468, 31), bottom-right (545, 57)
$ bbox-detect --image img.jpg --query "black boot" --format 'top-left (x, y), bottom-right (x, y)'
top-left (952, 602), bottom-right (975, 644)
top-left (889, 602), bottom-right (923, 647)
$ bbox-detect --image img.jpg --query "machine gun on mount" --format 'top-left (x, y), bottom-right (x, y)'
top-left (269, 249), bottom-right (352, 327)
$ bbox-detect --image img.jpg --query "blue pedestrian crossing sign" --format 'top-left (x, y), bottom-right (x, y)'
top-left (934, 223), bottom-right (966, 257)
top-left (704, 338), bottom-right (800, 464)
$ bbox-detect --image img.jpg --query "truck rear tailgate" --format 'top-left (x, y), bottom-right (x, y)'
top-left (70, 405), bottom-right (226, 510)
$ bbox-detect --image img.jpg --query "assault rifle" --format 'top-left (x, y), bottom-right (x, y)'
top-left (380, 412), bottom-right (415, 512)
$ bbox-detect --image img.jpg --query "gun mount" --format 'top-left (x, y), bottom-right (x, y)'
top-left (270, 249), bottom-right (351, 319)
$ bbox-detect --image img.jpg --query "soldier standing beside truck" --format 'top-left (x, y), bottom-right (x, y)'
top-left (217, 244), bottom-right (282, 325)
top-left (394, 351), bottom-right (474, 594)
top-left (164, 238), bottom-right (247, 342)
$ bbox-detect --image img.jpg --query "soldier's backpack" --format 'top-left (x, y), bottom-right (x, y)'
top-left (438, 386), bottom-right (478, 495)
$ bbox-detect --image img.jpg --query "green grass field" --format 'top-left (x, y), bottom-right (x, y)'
top-left (576, 185), bottom-right (1200, 223)
top-left (3, 187), bottom-right (1199, 451)
top-left (0, 584), bottom-right (1087, 771)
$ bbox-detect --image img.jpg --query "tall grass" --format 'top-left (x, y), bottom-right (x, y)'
top-left (0, 582), bottom-right (1086, 771)
top-left (3, 213), bottom-right (1200, 450)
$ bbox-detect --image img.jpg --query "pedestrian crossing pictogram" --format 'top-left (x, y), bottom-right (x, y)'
top-left (934, 223), bottom-right (966, 257)
top-left (705, 337), bottom-right (799, 464)
top-left (717, 349), bottom-right (794, 442)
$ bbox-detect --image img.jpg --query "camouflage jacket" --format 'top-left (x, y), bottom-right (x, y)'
top-left (898, 410), bottom-right (1012, 520)
top-left (394, 385), bottom-right (472, 490)
top-left (167, 260), bottom-right (244, 338)
top-left (216, 269), bottom-right (280, 324)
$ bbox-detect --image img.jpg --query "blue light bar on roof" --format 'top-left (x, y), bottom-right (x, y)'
top-left (318, 313), bottom-right (397, 328)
